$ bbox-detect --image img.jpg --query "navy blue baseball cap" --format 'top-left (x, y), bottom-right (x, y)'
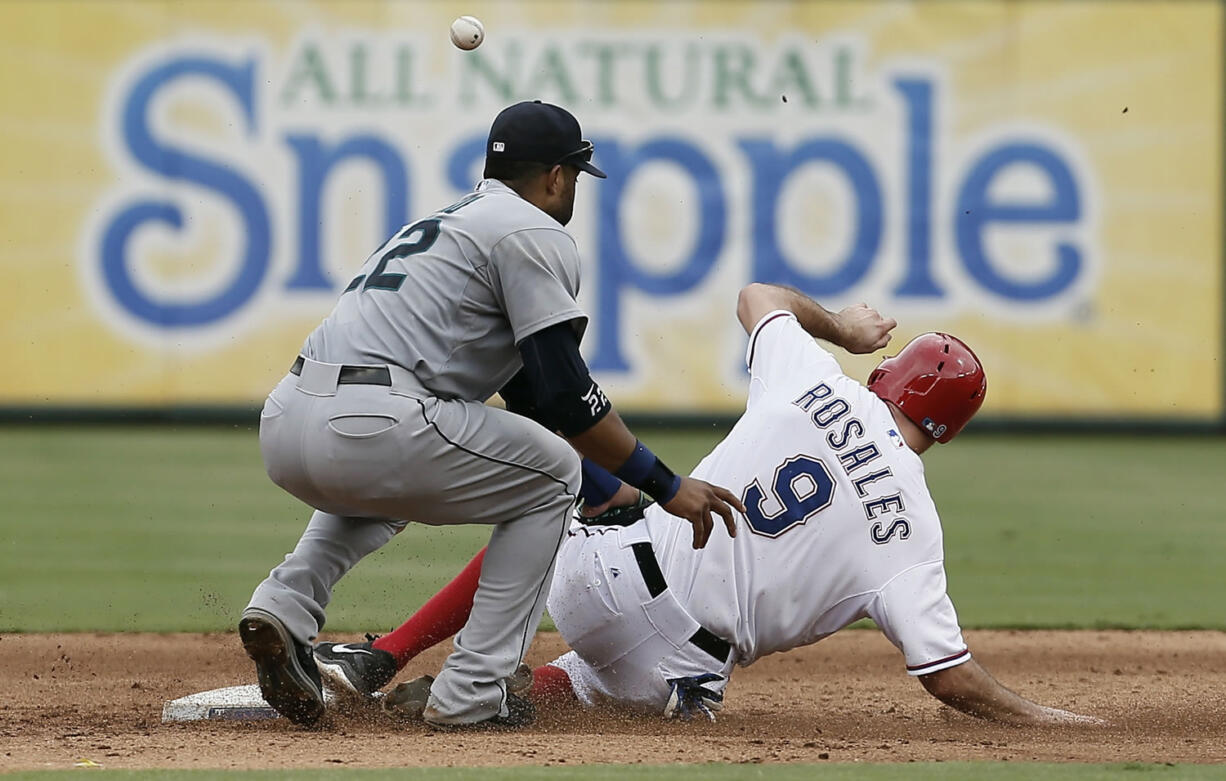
top-left (486, 100), bottom-right (607, 178)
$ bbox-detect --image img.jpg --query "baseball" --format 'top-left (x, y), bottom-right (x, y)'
top-left (450, 16), bottom-right (484, 50)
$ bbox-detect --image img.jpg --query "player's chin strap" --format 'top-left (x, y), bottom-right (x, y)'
top-left (664, 673), bottom-right (725, 722)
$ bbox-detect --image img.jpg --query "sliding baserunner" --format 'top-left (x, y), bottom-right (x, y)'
top-left (317, 284), bottom-right (1103, 727)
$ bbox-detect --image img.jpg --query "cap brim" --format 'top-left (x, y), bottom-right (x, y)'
top-left (574, 160), bottom-right (607, 179)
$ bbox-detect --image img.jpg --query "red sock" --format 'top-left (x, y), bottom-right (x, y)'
top-left (372, 547), bottom-right (487, 668)
top-left (531, 664), bottom-right (575, 704)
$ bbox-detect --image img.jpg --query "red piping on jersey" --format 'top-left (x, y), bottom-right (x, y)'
top-left (747, 311), bottom-right (793, 369)
top-left (906, 648), bottom-right (970, 672)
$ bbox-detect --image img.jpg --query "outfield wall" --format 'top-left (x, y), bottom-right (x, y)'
top-left (1, 0), bottom-right (1221, 425)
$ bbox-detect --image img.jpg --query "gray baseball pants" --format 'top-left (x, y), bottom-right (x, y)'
top-left (246, 357), bottom-right (579, 724)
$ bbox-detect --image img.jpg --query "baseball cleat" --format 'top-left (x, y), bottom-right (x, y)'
top-left (314, 637), bottom-right (398, 698)
top-left (506, 662), bottom-right (534, 696)
top-left (238, 608), bottom-right (325, 727)
top-left (424, 691), bottom-right (536, 730)
top-left (664, 673), bottom-right (725, 722)
top-left (382, 664), bottom-right (535, 728)
top-left (381, 673), bottom-right (435, 721)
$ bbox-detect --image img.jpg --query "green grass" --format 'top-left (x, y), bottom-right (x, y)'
top-left (924, 435), bottom-right (1225, 629)
top-left (4, 763), bottom-right (1224, 780)
top-left (0, 427), bottom-right (1222, 632)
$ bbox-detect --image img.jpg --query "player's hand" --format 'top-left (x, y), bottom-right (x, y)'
top-left (835, 303), bottom-right (897, 354)
top-left (661, 477), bottom-right (745, 549)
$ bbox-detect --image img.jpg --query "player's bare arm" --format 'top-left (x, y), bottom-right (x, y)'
top-left (736, 282), bottom-right (896, 354)
top-left (920, 659), bottom-right (1104, 726)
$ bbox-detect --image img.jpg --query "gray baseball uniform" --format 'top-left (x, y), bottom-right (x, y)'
top-left (246, 179), bottom-right (584, 724)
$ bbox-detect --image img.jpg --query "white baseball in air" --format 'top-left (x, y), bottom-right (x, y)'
top-left (450, 16), bottom-right (484, 50)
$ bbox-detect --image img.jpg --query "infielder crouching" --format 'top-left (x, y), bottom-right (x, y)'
top-left (315, 283), bottom-right (1104, 727)
top-left (239, 100), bottom-right (744, 730)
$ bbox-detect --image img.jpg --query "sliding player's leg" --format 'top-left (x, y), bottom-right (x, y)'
top-left (314, 547), bottom-right (487, 696)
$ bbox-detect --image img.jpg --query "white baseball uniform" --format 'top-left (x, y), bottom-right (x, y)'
top-left (547, 310), bottom-right (970, 711)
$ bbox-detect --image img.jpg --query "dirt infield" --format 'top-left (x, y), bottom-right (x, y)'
top-left (2, 630), bottom-right (1224, 771)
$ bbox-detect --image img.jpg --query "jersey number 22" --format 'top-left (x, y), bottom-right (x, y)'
top-left (344, 193), bottom-right (484, 293)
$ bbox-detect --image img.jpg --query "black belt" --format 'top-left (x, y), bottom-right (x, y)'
top-left (290, 356), bottom-right (391, 386)
top-left (630, 542), bottom-right (732, 664)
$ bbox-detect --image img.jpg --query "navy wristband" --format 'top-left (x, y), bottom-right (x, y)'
top-left (615, 442), bottom-right (655, 484)
top-left (615, 441), bottom-right (682, 505)
top-left (642, 463), bottom-right (682, 505)
top-left (580, 459), bottom-right (623, 507)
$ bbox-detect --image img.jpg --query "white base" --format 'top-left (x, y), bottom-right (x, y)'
top-left (162, 684), bottom-right (280, 722)
top-left (162, 684), bottom-right (360, 723)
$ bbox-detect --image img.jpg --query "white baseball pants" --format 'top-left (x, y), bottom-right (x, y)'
top-left (546, 522), bottom-right (737, 713)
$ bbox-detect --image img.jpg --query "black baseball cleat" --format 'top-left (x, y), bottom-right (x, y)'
top-left (382, 664), bottom-right (535, 729)
top-left (453, 691), bottom-right (536, 730)
top-left (425, 691), bottom-right (536, 730)
top-left (238, 608), bottom-right (325, 727)
top-left (314, 636), bottom-right (398, 698)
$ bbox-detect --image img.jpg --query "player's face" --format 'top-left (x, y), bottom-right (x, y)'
top-left (547, 165), bottom-right (580, 226)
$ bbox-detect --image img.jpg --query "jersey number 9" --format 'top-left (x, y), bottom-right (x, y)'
top-left (741, 455), bottom-right (836, 538)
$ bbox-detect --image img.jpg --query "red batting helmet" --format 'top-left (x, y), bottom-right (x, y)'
top-left (867, 333), bottom-right (987, 444)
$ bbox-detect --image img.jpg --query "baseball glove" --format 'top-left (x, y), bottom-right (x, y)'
top-left (577, 490), bottom-right (654, 527)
